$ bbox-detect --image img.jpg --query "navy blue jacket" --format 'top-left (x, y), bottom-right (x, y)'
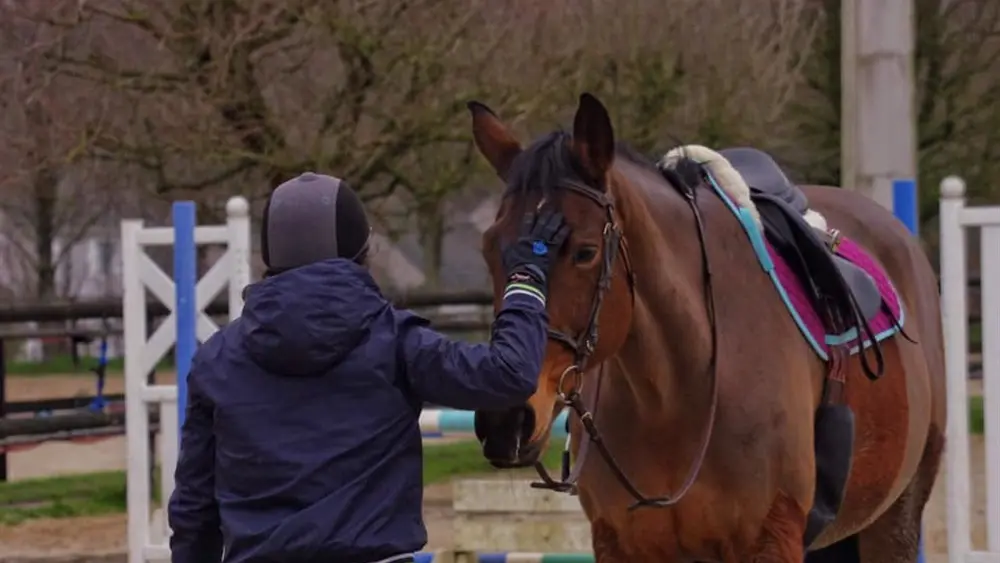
top-left (167, 259), bottom-right (547, 563)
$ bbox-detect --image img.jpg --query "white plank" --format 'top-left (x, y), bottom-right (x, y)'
top-left (140, 314), bottom-right (176, 378)
top-left (967, 553), bottom-right (1000, 563)
top-left (453, 480), bottom-right (585, 513)
top-left (454, 519), bottom-right (592, 553)
top-left (196, 312), bottom-right (221, 343)
top-left (196, 252), bottom-right (230, 311)
top-left (961, 206), bottom-right (1000, 227)
top-left (140, 385), bottom-right (178, 403)
top-left (194, 225), bottom-right (230, 244)
top-left (137, 252), bottom-right (176, 310)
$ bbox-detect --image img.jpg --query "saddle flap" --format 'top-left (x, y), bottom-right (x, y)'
top-left (833, 257), bottom-right (882, 323)
top-left (753, 194), bottom-right (880, 334)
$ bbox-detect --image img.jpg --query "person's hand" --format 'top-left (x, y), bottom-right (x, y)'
top-left (501, 207), bottom-right (570, 291)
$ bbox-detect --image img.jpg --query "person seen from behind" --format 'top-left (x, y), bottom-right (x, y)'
top-left (167, 172), bottom-right (570, 563)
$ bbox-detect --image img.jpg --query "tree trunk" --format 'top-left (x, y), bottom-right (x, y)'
top-left (33, 166), bottom-right (64, 360)
top-left (33, 168), bottom-right (57, 300)
top-left (418, 202), bottom-right (446, 289)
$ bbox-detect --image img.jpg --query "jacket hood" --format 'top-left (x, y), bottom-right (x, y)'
top-left (238, 259), bottom-right (388, 376)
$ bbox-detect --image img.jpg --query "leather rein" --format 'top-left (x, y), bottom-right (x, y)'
top-left (530, 171), bottom-right (721, 511)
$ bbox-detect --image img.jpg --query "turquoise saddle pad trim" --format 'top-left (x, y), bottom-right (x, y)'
top-left (700, 171), bottom-right (903, 360)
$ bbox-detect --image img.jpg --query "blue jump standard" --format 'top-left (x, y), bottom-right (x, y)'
top-left (892, 178), bottom-right (924, 563)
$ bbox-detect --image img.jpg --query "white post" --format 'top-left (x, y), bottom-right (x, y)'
top-left (941, 177), bottom-right (1000, 563)
top-left (983, 221), bottom-right (1000, 554)
top-left (122, 219), bottom-right (152, 563)
top-left (226, 196), bottom-right (251, 320)
top-left (940, 176), bottom-right (972, 563)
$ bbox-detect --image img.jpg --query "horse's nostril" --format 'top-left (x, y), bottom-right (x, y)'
top-left (475, 405), bottom-right (538, 466)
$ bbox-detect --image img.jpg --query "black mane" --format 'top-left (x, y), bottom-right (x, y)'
top-left (504, 130), bottom-right (580, 198)
top-left (503, 130), bottom-right (663, 199)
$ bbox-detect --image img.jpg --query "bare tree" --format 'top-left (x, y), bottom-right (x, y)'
top-left (386, 140), bottom-right (481, 287)
top-left (4, 0), bottom-right (565, 290)
top-left (513, 0), bottom-right (821, 156)
top-left (2, 0), bottom-right (833, 295)
top-left (383, 0), bottom-right (824, 287)
top-left (0, 6), bottom-right (117, 301)
top-left (18, 1), bottom-right (537, 208)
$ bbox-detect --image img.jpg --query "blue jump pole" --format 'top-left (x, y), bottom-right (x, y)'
top-left (173, 202), bottom-right (198, 430)
top-left (892, 179), bottom-right (919, 236)
top-left (891, 178), bottom-right (925, 563)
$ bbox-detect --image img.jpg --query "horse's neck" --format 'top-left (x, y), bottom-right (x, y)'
top-left (608, 167), bottom-right (714, 415)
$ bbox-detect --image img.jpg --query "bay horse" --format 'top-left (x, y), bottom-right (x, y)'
top-left (469, 93), bottom-right (945, 563)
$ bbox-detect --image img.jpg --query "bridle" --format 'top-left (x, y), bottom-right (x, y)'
top-left (530, 169), bottom-right (721, 511)
top-left (543, 179), bottom-right (634, 392)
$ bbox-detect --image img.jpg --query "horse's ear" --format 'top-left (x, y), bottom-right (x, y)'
top-left (571, 92), bottom-right (615, 184)
top-left (468, 101), bottom-right (522, 181)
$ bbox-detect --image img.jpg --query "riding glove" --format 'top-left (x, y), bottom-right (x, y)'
top-left (501, 208), bottom-right (570, 305)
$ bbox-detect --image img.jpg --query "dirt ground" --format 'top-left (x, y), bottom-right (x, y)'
top-left (0, 374), bottom-right (991, 559)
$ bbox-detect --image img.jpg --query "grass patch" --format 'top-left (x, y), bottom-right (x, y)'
top-left (423, 439), bottom-right (562, 484)
top-left (0, 439), bottom-right (561, 525)
top-left (970, 321), bottom-right (983, 352)
top-left (0, 470), bottom-right (126, 525)
top-left (970, 395), bottom-right (985, 435)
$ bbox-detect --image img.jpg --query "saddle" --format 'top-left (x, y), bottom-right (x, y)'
top-left (719, 148), bottom-right (883, 334)
top-left (719, 147), bottom-right (888, 549)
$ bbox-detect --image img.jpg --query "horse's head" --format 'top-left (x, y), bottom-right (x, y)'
top-left (470, 93), bottom-right (636, 467)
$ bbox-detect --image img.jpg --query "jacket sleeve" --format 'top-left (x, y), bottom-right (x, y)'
top-left (168, 359), bottom-right (223, 563)
top-left (397, 290), bottom-right (548, 410)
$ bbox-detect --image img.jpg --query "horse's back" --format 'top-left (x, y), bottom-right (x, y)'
top-left (801, 185), bottom-right (946, 547)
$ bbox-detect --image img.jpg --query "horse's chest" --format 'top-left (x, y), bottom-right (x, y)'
top-left (587, 506), bottom-right (725, 562)
top-left (590, 512), bottom-right (680, 562)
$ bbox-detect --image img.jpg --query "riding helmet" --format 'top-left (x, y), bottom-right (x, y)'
top-left (260, 172), bottom-right (371, 273)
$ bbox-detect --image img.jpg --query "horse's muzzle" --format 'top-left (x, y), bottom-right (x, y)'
top-left (474, 405), bottom-right (540, 468)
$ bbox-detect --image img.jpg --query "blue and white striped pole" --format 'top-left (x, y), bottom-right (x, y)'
top-left (419, 409), bottom-right (569, 439)
top-left (173, 202), bottom-right (198, 431)
top-left (891, 178), bottom-right (925, 563)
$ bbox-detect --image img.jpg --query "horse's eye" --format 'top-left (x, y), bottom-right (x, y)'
top-left (572, 246), bottom-right (599, 265)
